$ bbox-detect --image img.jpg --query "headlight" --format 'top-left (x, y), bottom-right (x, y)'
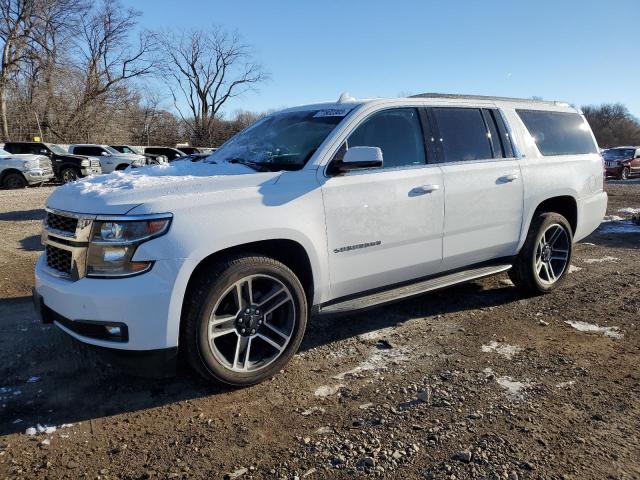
top-left (80, 159), bottom-right (90, 167)
top-left (86, 215), bottom-right (172, 277)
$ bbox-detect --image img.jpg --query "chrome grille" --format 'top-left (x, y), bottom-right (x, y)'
top-left (46, 245), bottom-right (72, 275)
top-left (46, 212), bottom-right (78, 234)
top-left (90, 159), bottom-right (101, 168)
top-left (42, 209), bottom-right (95, 281)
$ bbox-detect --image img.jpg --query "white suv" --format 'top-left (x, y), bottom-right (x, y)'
top-left (68, 144), bottom-right (146, 173)
top-left (34, 94), bottom-right (607, 385)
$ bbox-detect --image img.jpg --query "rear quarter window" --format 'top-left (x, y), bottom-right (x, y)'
top-left (516, 110), bottom-right (597, 156)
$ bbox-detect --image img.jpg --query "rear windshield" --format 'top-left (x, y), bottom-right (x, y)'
top-left (517, 110), bottom-right (598, 156)
top-left (602, 148), bottom-right (635, 160)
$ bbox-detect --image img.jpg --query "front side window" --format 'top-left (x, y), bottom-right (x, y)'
top-left (210, 110), bottom-right (345, 171)
top-left (75, 146), bottom-right (103, 156)
top-left (432, 108), bottom-right (493, 162)
top-left (517, 110), bottom-right (598, 156)
top-left (345, 108), bottom-right (426, 169)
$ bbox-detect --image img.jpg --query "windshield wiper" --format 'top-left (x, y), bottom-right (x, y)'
top-left (226, 158), bottom-right (271, 172)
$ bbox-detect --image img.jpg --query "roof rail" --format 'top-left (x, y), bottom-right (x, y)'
top-left (409, 92), bottom-right (569, 107)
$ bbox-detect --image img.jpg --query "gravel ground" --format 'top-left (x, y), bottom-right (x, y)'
top-left (0, 181), bottom-right (639, 480)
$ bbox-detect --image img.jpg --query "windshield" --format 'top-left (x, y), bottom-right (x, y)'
top-left (104, 146), bottom-right (121, 154)
top-left (209, 110), bottom-right (346, 170)
top-left (603, 148), bottom-right (635, 160)
top-left (46, 143), bottom-right (67, 155)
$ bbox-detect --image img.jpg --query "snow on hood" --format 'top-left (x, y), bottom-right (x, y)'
top-left (46, 160), bottom-right (280, 215)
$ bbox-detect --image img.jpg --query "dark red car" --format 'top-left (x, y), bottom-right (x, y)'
top-left (603, 147), bottom-right (640, 180)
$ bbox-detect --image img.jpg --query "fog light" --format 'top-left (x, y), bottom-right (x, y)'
top-left (105, 326), bottom-right (121, 336)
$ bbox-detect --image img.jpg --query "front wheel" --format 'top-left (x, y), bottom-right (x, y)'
top-left (2, 172), bottom-right (27, 189)
top-left (60, 167), bottom-right (79, 183)
top-left (183, 255), bottom-right (308, 386)
top-left (620, 167), bottom-right (630, 180)
top-left (509, 212), bottom-right (573, 294)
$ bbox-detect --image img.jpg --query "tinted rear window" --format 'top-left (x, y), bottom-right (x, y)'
top-left (432, 107), bottom-right (493, 162)
top-left (517, 110), bottom-right (597, 156)
top-left (602, 148), bottom-right (635, 160)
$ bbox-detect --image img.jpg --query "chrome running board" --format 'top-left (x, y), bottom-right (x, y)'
top-left (319, 264), bottom-right (512, 315)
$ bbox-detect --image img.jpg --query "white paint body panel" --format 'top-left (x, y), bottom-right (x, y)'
top-left (36, 96), bottom-right (607, 351)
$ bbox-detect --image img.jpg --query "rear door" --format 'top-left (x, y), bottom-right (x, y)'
top-left (321, 107), bottom-right (445, 298)
top-left (428, 106), bottom-right (524, 271)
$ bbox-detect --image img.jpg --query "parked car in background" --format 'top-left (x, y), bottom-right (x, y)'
top-left (176, 146), bottom-right (202, 155)
top-left (142, 146), bottom-right (185, 161)
top-left (110, 145), bottom-right (168, 165)
top-left (34, 94), bottom-right (606, 386)
top-left (3, 141), bottom-right (101, 183)
top-left (68, 144), bottom-right (146, 173)
top-left (603, 147), bottom-right (640, 180)
top-left (0, 147), bottom-right (54, 188)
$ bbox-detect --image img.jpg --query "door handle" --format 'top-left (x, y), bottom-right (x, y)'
top-left (497, 173), bottom-right (519, 183)
top-left (411, 184), bottom-right (441, 195)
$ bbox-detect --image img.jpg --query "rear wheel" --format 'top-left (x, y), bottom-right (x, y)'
top-left (1, 172), bottom-right (27, 189)
top-left (620, 167), bottom-right (630, 180)
top-left (509, 212), bottom-right (573, 294)
top-left (183, 255), bottom-right (308, 386)
top-left (60, 167), bottom-right (79, 183)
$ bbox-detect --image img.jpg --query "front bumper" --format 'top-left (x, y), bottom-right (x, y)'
top-left (80, 166), bottom-right (102, 176)
top-left (605, 166), bottom-right (623, 177)
top-left (24, 169), bottom-right (54, 184)
top-left (34, 255), bottom-right (185, 351)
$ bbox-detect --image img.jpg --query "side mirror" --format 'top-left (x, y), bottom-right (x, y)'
top-left (330, 146), bottom-right (383, 174)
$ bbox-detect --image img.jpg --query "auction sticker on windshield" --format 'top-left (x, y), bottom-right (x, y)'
top-left (313, 108), bottom-right (351, 117)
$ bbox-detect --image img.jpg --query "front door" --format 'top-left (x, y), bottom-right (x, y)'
top-left (321, 107), bottom-right (444, 299)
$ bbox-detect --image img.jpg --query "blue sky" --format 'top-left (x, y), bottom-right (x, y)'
top-left (126, 0), bottom-right (640, 118)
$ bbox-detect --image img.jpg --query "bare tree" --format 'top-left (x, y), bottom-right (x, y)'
top-left (0, 0), bottom-right (37, 139)
top-left (582, 103), bottom-right (640, 148)
top-left (61, 0), bottom-right (155, 135)
top-left (157, 26), bottom-right (267, 145)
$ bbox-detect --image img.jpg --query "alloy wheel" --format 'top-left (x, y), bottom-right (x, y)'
top-left (535, 223), bottom-right (570, 285)
top-left (207, 274), bottom-right (295, 373)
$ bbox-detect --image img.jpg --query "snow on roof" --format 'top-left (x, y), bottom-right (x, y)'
top-left (67, 159), bottom-right (251, 196)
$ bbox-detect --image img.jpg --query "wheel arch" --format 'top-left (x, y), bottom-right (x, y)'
top-left (518, 195), bottom-right (578, 252)
top-left (176, 238), bottom-right (317, 347)
top-left (0, 168), bottom-right (27, 183)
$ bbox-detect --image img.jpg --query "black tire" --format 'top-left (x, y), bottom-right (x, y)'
top-left (60, 167), bottom-right (79, 183)
top-left (1, 172), bottom-right (27, 189)
top-left (620, 167), bottom-right (630, 180)
top-left (183, 254), bottom-right (308, 386)
top-left (509, 212), bottom-right (573, 294)
top-left (115, 164), bottom-right (129, 171)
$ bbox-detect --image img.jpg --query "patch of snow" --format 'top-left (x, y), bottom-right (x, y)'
top-left (12, 419), bottom-right (22, 424)
top-left (496, 376), bottom-right (529, 399)
top-left (602, 215), bottom-right (624, 222)
top-left (357, 327), bottom-right (395, 342)
top-left (556, 380), bottom-right (575, 389)
top-left (568, 265), bottom-right (582, 273)
top-left (40, 438), bottom-right (50, 446)
top-left (481, 341), bottom-right (522, 360)
top-left (25, 427), bottom-right (37, 436)
top-left (66, 160), bottom-right (252, 196)
top-left (583, 256), bottom-right (618, 264)
top-left (579, 242), bottom-right (595, 246)
top-left (332, 348), bottom-right (409, 380)
top-left (314, 384), bottom-right (345, 397)
top-left (598, 220), bottom-right (639, 234)
top-left (26, 376), bottom-right (40, 383)
top-left (300, 406), bottom-right (325, 416)
top-left (618, 207), bottom-right (640, 215)
top-left (565, 320), bottom-right (623, 339)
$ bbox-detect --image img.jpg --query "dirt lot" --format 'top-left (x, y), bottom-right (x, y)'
top-left (0, 181), bottom-right (639, 480)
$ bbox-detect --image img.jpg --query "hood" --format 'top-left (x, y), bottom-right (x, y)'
top-left (45, 160), bottom-right (281, 214)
